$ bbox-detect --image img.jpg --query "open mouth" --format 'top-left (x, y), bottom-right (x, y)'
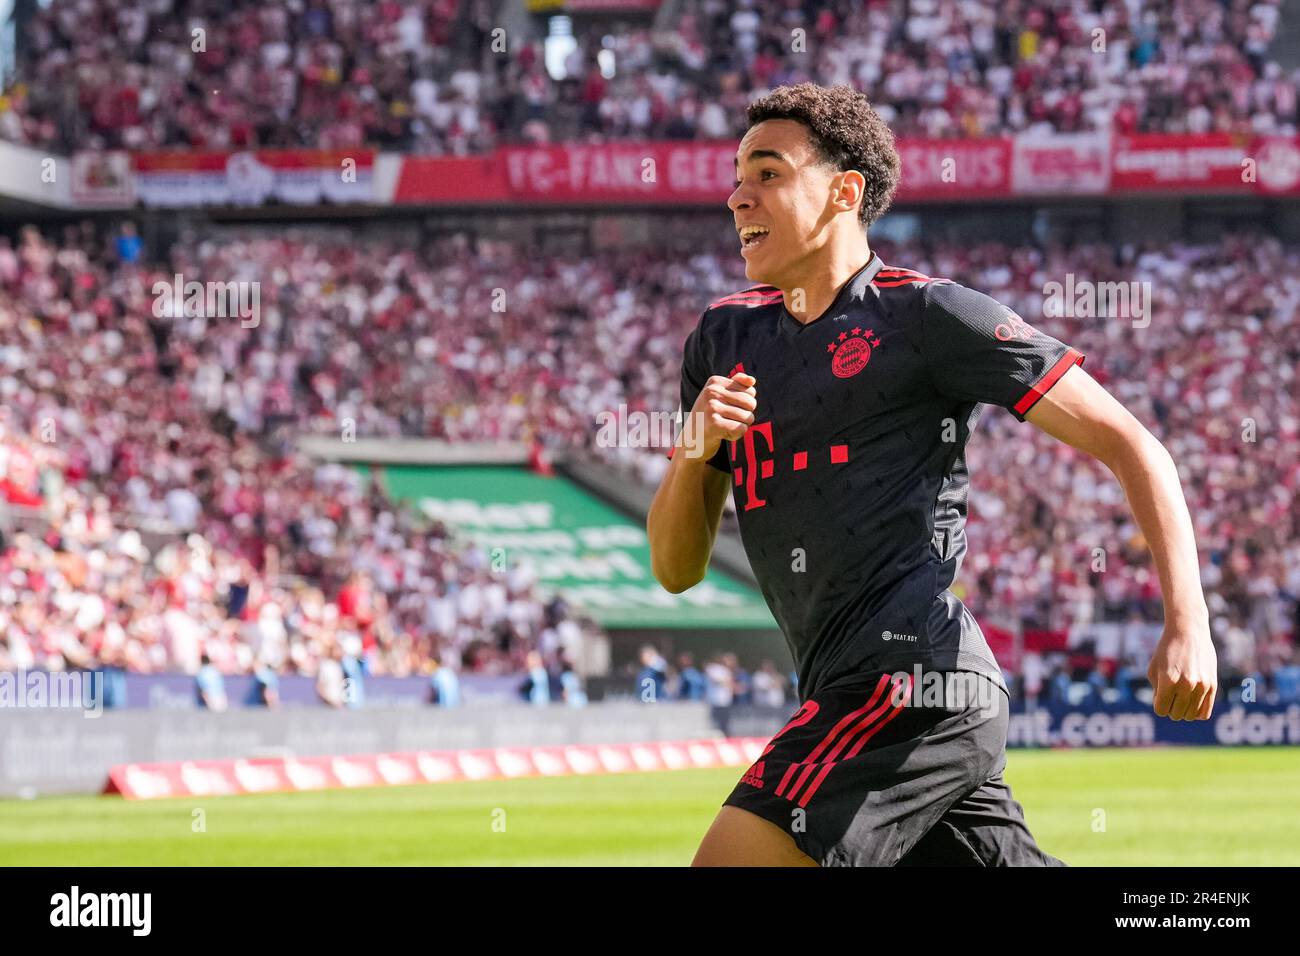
top-left (738, 225), bottom-right (770, 252)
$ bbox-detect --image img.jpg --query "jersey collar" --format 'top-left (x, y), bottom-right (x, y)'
top-left (778, 252), bottom-right (885, 335)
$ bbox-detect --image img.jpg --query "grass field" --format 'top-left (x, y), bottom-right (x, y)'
top-left (1, 748), bottom-right (1297, 866)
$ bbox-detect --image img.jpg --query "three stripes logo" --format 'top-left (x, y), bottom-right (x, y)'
top-left (774, 673), bottom-right (913, 809)
top-left (739, 699), bottom-right (821, 791)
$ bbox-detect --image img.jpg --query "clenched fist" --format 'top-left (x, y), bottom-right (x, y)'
top-left (1147, 621), bottom-right (1218, 720)
top-left (680, 372), bottom-right (758, 462)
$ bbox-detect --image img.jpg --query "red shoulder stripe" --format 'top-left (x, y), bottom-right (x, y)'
top-left (1013, 348), bottom-right (1085, 416)
top-left (875, 268), bottom-right (932, 280)
top-left (709, 291), bottom-right (783, 308)
top-left (871, 277), bottom-right (934, 287)
top-left (711, 290), bottom-right (783, 301)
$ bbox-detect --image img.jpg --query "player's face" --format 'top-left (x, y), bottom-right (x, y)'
top-left (728, 119), bottom-right (843, 287)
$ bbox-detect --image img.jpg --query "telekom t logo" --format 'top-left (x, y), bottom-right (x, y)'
top-left (730, 421), bottom-right (774, 511)
top-left (729, 420), bottom-right (850, 511)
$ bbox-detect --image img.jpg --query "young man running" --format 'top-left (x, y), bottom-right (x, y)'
top-left (646, 84), bottom-right (1218, 867)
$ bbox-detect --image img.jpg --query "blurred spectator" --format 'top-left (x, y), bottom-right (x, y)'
top-left (751, 660), bottom-right (787, 708)
top-left (195, 652), bottom-right (228, 711)
top-left (246, 657), bottom-right (280, 708)
top-left (1274, 650), bottom-right (1300, 703)
top-left (317, 643), bottom-right (347, 708)
top-left (727, 653), bottom-right (752, 706)
top-left (114, 223), bottom-right (142, 267)
top-left (636, 645), bottom-right (668, 702)
top-left (340, 637), bottom-right (365, 709)
top-left (97, 644), bottom-right (128, 709)
top-left (675, 652), bottom-right (707, 701)
top-left (519, 650), bottom-right (551, 705)
top-left (428, 653), bottom-right (462, 707)
top-left (557, 652), bottom-right (587, 708)
top-left (705, 655), bottom-right (736, 707)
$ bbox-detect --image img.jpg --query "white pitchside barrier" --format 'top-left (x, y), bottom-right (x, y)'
top-left (101, 737), bottom-right (769, 800)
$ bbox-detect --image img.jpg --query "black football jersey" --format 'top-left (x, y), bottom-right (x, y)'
top-left (675, 253), bottom-right (1084, 700)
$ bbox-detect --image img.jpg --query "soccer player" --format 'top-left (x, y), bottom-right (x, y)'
top-left (646, 84), bottom-right (1218, 867)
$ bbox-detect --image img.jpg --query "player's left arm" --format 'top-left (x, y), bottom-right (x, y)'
top-left (1024, 364), bottom-right (1217, 721)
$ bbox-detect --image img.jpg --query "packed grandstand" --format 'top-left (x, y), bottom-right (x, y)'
top-left (1, 220), bottom-right (1297, 705)
top-left (1, 0), bottom-right (1295, 153)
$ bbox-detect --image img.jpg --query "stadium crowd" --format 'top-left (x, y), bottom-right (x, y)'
top-left (1, 0), bottom-right (1294, 152)
top-left (1, 220), bottom-right (1298, 706)
top-left (0, 225), bottom-right (599, 687)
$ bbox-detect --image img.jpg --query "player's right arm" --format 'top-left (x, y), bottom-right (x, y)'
top-left (647, 371), bottom-right (756, 593)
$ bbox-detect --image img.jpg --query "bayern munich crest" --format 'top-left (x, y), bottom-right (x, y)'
top-left (827, 326), bottom-right (881, 378)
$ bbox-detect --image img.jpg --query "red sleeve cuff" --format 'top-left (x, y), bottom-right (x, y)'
top-left (1012, 348), bottom-right (1085, 419)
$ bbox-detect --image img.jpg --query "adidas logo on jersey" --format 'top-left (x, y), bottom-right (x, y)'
top-left (740, 761), bottom-right (766, 789)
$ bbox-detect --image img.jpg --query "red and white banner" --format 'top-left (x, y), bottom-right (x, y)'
top-left (1012, 132), bottom-right (1112, 195)
top-left (895, 138), bottom-right (1013, 201)
top-left (132, 149), bottom-right (375, 207)
top-left (1111, 133), bottom-right (1250, 192)
top-left (103, 737), bottom-right (767, 800)
top-left (393, 140), bottom-right (1015, 205)
top-left (70, 150), bottom-right (135, 207)
top-left (500, 142), bottom-right (736, 203)
top-left (82, 133), bottom-right (1300, 210)
top-left (1253, 136), bottom-right (1300, 194)
top-left (393, 154), bottom-right (510, 204)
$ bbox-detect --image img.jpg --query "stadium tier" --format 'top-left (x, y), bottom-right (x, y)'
top-left (1, 224), bottom-right (1297, 711)
top-left (1, 0), bottom-right (1294, 151)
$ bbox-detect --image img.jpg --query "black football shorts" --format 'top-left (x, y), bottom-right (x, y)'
top-left (723, 669), bottom-right (1065, 866)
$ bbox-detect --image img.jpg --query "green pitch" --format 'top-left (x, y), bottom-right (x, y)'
top-left (1, 748), bottom-right (1296, 866)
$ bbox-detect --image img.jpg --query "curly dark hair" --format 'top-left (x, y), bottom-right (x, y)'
top-left (746, 83), bottom-right (900, 228)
